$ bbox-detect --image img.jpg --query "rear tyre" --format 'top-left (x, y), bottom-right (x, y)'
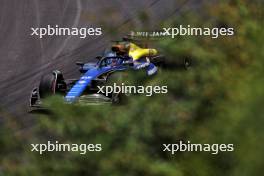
top-left (149, 55), bottom-right (165, 67)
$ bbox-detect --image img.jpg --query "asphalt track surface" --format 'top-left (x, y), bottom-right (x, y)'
top-left (0, 0), bottom-right (202, 126)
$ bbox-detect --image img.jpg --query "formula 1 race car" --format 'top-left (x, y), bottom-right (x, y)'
top-left (29, 40), bottom-right (164, 109)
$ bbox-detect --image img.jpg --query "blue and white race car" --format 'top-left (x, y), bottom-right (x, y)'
top-left (29, 44), bottom-right (163, 108)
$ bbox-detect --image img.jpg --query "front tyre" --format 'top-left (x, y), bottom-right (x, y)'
top-left (39, 71), bottom-right (66, 98)
top-left (39, 73), bottom-right (57, 98)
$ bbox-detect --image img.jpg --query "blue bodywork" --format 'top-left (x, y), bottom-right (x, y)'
top-left (65, 55), bottom-right (158, 103)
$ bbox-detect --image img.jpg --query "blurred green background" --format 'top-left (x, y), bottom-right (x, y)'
top-left (1, 0), bottom-right (263, 175)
